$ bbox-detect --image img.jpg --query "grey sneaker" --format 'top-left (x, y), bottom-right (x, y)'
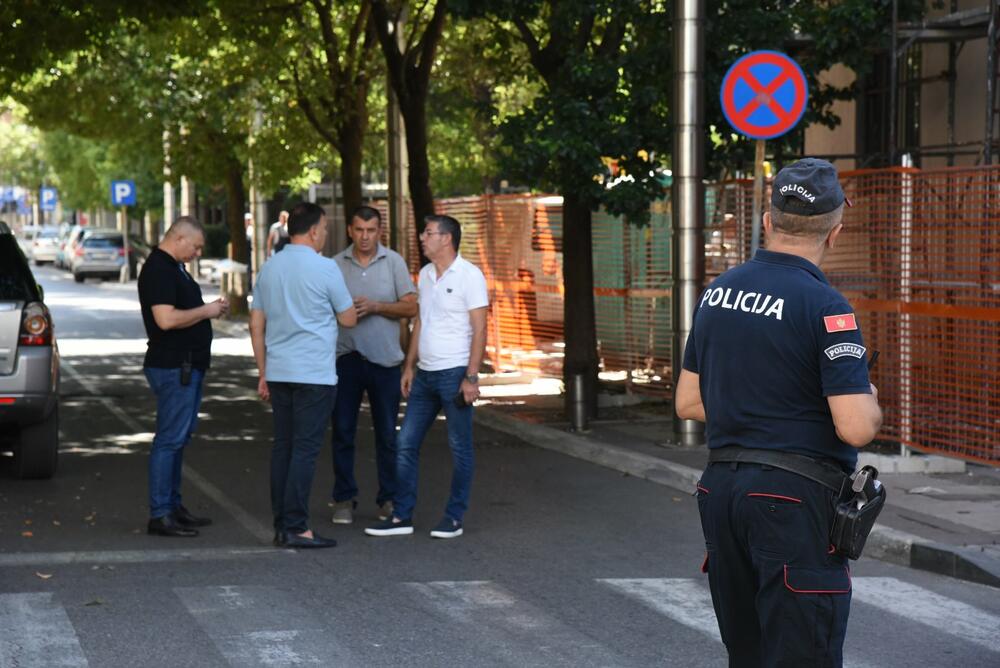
top-left (331, 500), bottom-right (355, 525)
top-left (377, 500), bottom-right (394, 521)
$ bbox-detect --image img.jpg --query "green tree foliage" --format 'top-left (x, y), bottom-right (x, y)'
top-left (0, 1), bottom-right (202, 94)
top-left (219, 0), bottom-right (380, 219)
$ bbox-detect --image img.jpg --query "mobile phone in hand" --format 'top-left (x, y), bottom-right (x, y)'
top-left (453, 391), bottom-right (468, 408)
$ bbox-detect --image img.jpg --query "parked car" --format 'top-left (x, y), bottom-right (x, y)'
top-left (15, 225), bottom-right (38, 256)
top-left (0, 221), bottom-right (60, 479)
top-left (70, 229), bottom-right (128, 282)
top-left (30, 226), bottom-right (61, 265)
top-left (57, 225), bottom-right (88, 270)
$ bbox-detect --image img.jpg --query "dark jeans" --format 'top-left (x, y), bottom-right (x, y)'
top-left (144, 366), bottom-right (205, 519)
top-left (697, 462), bottom-right (852, 668)
top-left (394, 367), bottom-right (474, 523)
top-left (269, 381), bottom-right (336, 534)
top-left (331, 352), bottom-right (401, 506)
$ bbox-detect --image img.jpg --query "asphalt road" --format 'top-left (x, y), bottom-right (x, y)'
top-left (1, 265), bottom-right (998, 667)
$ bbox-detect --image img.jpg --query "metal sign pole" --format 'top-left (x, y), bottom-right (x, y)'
top-left (120, 205), bottom-right (130, 283)
top-left (750, 139), bottom-right (766, 256)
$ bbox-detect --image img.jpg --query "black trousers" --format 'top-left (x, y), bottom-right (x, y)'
top-left (697, 461), bottom-right (852, 668)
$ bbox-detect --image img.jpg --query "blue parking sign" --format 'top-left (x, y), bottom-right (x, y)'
top-left (111, 180), bottom-right (137, 206)
top-left (40, 187), bottom-right (58, 211)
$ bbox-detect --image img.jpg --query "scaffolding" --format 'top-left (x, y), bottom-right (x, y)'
top-left (890, 0), bottom-right (999, 166)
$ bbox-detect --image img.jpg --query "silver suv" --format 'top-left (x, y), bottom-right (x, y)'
top-left (0, 221), bottom-right (60, 478)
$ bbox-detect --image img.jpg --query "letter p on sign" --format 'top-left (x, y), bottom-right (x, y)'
top-left (111, 180), bottom-right (137, 207)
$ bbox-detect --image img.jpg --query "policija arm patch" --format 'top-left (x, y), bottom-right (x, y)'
top-left (825, 343), bottom-right (866, 360)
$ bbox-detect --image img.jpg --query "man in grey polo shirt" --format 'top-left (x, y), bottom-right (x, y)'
top-left (250, 202), bottom-right (357, 549)
top-left (330, 206), bottom-right (417, 525)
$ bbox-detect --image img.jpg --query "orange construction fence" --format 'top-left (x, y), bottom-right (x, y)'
top-left (371, 163), bottom-right (1000, 466)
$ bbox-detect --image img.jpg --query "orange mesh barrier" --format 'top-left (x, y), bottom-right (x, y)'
top-left (706, 166), bottom-right (1000, 465)
top-left (370, 165), bottom-right (1000, 465)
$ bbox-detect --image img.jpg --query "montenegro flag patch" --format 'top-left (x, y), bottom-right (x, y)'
top-left (823, 313), bottom-right (857, 333)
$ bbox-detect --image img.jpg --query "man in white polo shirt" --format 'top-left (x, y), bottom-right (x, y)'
top-left (365, 214), bottom-right (488, 539)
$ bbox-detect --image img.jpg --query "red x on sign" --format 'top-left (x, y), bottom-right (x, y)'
top-left (720, 51), bottom-right (808, 140)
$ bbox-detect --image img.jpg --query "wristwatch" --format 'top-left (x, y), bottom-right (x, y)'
top-left (465, 373), bottom-right (479, 384)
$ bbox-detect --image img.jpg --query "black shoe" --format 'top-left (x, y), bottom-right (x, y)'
top-left (148, 515), bottom-right (199, 537)
top-left (284, 531), bottom-right (337, 549)
top-left (273, 531), bottom-right (287, 547)
top-left (429, 516), bottom-right (463, 539)
top-left (173, 505), bottom-right (212, 528)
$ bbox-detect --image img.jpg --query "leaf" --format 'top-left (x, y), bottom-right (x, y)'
top-left (21, 531), bottom-right (33, 537)
top-left (84, 599), bottom-right (104, 607)
top-left (35, 572), bottom-right (53, 580)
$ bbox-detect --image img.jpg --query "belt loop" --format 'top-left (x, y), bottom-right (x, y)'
top-left (730, 461), bottom-right (739, 471)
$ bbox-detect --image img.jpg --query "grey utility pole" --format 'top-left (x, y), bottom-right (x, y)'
top-left (671, 0), bottom-right (706, 446)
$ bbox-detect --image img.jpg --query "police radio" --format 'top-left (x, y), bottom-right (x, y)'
top-left (829, 350), bottom-right (886, 559)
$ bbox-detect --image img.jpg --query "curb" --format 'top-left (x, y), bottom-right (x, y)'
top-left (475, 407), bottom-right (1000, 588)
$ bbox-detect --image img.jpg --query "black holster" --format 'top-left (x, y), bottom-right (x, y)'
top-left (829, 465), bottom-right (886, 560)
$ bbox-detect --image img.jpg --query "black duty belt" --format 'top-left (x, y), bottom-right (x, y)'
top-left (708, 446), bottom-right (848, 494)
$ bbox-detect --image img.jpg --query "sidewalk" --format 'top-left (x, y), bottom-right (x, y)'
top-left (475, 389), bottom-right (1000, 588)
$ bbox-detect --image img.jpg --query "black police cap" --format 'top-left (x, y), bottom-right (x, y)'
top-left (771, 157), bottom-right (851, 216)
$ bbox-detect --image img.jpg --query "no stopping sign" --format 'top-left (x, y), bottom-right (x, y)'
top-left (720, 51), bottom-right (808, 140)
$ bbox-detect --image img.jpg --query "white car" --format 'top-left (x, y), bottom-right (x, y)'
top-left (29, 226), bottom-right (61, 265)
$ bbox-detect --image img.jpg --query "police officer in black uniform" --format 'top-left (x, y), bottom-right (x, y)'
top-left (675, 158), bottom-right (882, 668)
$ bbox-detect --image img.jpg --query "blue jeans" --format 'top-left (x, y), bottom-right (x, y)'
top-left (331, 352), bottom-right (401, 506)
top-left (144, 366), bottom-right (205, 519)
top-left (394, 367), bottom-right (474, 523)
top-left (269, 382), bottom-right (336, 534)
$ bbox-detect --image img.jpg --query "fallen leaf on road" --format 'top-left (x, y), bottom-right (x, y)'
top-left (83, 514), bottom-right (95, 522)
top-left (52, 520), bottom-right (61, 526)
top-left (35, 572), bottom-right (53, 580)
top-left (84, 599), bottom-right (103, 607)
top-left (672, 497), bottom-right (682, 502)
top-left (24, 519), bottom-right (32, 525)
top-left (21, 531), bottom-right (33, 537)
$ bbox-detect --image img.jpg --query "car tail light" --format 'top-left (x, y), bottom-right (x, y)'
top-left (19, 302), bottom-right (53, 346)
top-left (74, 247), bottom-right (84, 257)
top-left (117, 248), bottom-right (126, 257)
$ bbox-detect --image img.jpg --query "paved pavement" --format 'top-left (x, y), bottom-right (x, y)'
top-left (475, 392), bottom-right (1000, 588)
top-left (1, 266), bottom-right (997, 667)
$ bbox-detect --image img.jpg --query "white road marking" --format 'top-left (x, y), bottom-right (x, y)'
top-left (600, 578), bottom-right (880, 668)
top-left (853, 577), bottom-right (1000, 652)
top-left (0, 547), bottom-right (290, 568)
top-left (404, 580), bottom-right (625, 667)
top-left (175, 585), bottom-right (355, 666)
top-left (598, 578), bottom-right (721, 640)
top-left (60, 362), bottom-right (273, 544)
top-left (0, 593), bottom-right (88, 667)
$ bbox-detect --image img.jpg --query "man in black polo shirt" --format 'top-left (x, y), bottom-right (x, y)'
top-left (676, 159), bottom-right (882, 667)
top-left (138, 216), bottom-right (229, 537)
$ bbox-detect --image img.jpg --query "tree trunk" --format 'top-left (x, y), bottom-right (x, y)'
top-left (338, 119), bottom-right (365, 228)
top-left (400, 100), bottom-right (433, 264)
top-left (561, 192), bottom-right (600, 419)
top-left (223, 159), bottom-right (248, 314)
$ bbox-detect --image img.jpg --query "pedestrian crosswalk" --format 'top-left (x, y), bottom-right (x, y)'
top-left (1, 577), bottom-right (997, 667)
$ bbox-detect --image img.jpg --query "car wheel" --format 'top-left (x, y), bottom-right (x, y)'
top-left (13, 404), bottom-right (59, 479)
top-left (74, 273), bottom-right (85, 283)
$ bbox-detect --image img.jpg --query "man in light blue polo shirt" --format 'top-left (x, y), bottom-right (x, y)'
top-left (250, 202), bottom-right (357, 549)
